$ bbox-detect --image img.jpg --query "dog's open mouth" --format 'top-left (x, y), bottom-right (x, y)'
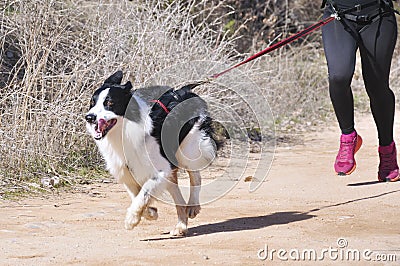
top-left (94, 118), bottom-right (117, 140)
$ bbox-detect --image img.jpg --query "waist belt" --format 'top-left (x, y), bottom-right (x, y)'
top-left (343, 10), bottom-right (388, 22)
top-left (323, 0), bottom-right (396, 17)
top-left (322, 0), bottom-right (383, 11)
top-left (323, 0), bottom-right (394, 23)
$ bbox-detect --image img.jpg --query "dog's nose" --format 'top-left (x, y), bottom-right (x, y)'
top-left (85, 114), bottom-right (97, 124)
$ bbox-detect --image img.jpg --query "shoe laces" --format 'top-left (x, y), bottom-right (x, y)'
top-left (337, 139), bottom-right (355, 161)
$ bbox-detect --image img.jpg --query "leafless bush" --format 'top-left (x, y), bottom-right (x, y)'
top-left (2, 0), bottom-right (399, 194)
top-left (0, 0), bottom-right (236, 193)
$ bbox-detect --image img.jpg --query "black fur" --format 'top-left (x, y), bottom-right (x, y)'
top-left (89, 71), bottom-right (221, 167)
top-left (149, 84), bottom-right (211, 168)
top-left (89, 72), bottom-right (132, 117)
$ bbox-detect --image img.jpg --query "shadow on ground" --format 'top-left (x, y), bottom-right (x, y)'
top-left (141, 211), bottom-right (314, 241)
top-left (141, 189), bottom-right (400, 241)
top-left (188, 211), bottom-right (314, 237)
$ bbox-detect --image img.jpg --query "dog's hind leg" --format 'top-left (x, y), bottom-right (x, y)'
top-left (187, 170), bottom-right (201, 219)
top-left (167, 169), bottom-right (188, 236)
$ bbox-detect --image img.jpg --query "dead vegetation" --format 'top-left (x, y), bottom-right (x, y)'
top-left (0, 0), bottom-right (236, 195)
top-left (1, 0), bottom-right (399, 195)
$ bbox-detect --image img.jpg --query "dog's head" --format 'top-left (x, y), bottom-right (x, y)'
top-left (85, 71), bottom-right (132, 140)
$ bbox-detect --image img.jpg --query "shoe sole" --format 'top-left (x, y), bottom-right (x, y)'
top-left (378, 175), bottom-right (400, 182)
top-left (336, 135), bottom-right (363, 176)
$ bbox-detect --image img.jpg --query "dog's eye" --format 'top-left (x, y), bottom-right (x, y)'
top-left (104, 100), bottom-right (113, 108)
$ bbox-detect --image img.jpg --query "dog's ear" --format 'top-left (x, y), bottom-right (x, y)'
top-left (123, 81), bottom-right (133, 91)
top-left (104, 71), bottom-right (123, 85)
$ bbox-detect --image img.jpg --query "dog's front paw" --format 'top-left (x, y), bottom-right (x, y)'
top-left (143, 206), bottom-right (158, 221)
top-left (125, 209), bottom-right (141, 230)
top-left (170, 221), bottom-right (188, 236)
top-left (186, 205), bottom-right (201, 219)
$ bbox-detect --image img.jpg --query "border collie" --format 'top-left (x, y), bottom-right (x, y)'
top-left (85, 71), bottom-right (220, 236)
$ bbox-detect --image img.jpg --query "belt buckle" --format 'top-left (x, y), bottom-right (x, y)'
top-left (355, 4), bottom-right (361, 12)
top-left (357, 15), bottom-right (370, 22)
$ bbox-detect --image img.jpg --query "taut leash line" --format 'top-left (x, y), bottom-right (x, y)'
top-left (202, 0), bottom-right (400, 82)
top-left (210, 15), bottom-right (336, 80)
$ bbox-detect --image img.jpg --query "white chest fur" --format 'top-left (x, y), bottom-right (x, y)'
top-left (96, 95), bottom-right (171, 186)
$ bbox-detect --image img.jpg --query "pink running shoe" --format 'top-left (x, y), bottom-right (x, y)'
top-left (378, 142), bottom-right (400, 182)
top-left (334, 131), bottom-right (363, 176)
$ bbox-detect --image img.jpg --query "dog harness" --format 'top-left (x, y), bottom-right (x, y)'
top-left (149, 83), bottom-right (206, 168)
top-left (150, 83), bottom-right (200, 115)
top-left (150, 99), bottom-right (170, 114)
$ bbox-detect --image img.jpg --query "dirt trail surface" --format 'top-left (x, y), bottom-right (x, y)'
top-left (1, 114), bottom-right (400, 265)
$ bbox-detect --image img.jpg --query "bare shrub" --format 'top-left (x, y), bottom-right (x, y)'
top-left (2, 0), bottom-right (398, 195)
top-left (0, 0), bottom-right (236, 193)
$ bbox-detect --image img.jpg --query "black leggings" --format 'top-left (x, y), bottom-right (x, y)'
top-left (322, 9), bottom-right (397, 146)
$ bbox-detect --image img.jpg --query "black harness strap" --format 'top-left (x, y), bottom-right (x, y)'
top-left (322, 0), bottom-right (395, 15)
top-left (341, 1), bottom-right (384, 14)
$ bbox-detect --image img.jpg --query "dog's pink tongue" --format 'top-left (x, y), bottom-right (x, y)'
top-left (97, 119), bottom-right (108, 133)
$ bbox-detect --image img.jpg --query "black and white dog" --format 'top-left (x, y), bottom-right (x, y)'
top-left (85, 71), bottom-right (219, 236)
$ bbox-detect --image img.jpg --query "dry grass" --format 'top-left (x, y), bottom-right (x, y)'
top-left (0, 0), bottom-right (236, 195)
top-left (1, 0), bottom-right (400, 195)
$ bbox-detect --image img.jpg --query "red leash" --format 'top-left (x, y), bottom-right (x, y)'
top-left (153, 16), bottom-right (336, 113)
top-left (211, 16), bottom-right (336, 79)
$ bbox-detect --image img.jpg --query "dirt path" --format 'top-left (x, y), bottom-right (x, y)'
top-left (1, 114), bottom-right (399, 265)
